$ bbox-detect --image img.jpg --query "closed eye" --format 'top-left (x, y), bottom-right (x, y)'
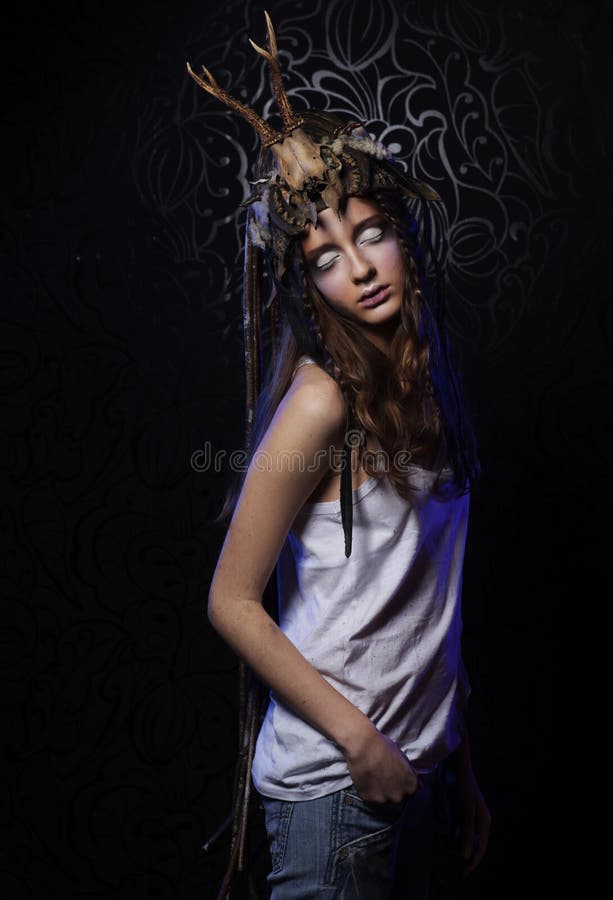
top-left (310, 221), bottom-right (387, 272)
top-left (357, 225), bottom-right (384, 245)
top-left (315, 250), bottom-right (341, 271)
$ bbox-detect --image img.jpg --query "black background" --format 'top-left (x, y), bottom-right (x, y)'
top-left (2, 0), bottom-right (612, 897)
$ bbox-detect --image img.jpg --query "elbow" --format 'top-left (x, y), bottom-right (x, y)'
top-left (207, 585), bottom-right (242, 636)
top-left (207, 589), bottom-right (224, 633)
top-left (207, 585), bottom-right (265, 642)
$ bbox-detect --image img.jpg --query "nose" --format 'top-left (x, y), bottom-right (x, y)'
top-left (347, 246), bottom-right (376, 284)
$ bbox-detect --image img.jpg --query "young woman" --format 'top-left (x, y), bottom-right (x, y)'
top-left (189, 16), bottom-right (491, 898)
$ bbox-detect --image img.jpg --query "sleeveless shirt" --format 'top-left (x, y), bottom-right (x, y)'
top-left (251, 357), bottom-right (471, 801)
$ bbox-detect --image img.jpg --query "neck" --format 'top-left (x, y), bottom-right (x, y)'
top-left (358, 317), bottom-right (399, 357)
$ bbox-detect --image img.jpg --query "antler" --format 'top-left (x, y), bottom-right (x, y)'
top-left (249, 10), bottom-right (304, 139)
top-left (186, 61), bottom-right (283, 147)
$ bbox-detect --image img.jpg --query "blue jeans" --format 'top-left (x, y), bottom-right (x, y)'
top-left (260, 765), bottom-right (455, 899)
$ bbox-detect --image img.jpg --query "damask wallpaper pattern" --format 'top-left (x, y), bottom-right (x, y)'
top-left (2, 0), bottom-right (611, 897)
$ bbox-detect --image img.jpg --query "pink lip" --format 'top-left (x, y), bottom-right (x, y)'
top-left (359, 285), bottom-right (391, 308)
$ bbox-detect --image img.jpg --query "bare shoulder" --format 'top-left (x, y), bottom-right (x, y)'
top-left (283, 361), bottom-right (346, 434)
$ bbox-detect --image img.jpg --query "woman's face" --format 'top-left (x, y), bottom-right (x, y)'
top-left (300, 196), bottom-right (405, 345)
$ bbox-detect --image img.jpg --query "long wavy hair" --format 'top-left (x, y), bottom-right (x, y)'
top-left (215, 111), bottom-right (480, 525)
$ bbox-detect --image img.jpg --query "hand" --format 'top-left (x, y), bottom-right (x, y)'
top-left (454, 746), bottom-right (492, 876)
top-left (343, 723), bottom-right (419, 804)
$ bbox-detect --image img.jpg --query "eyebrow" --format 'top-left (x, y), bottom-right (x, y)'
top-left (303, 214), bottom-right (385, 263)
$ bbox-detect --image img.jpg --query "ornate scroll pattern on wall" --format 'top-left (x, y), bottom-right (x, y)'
top-left (3, 1), bottom-right (609, 898)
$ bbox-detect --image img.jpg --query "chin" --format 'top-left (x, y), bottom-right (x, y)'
top-left (362, 299), bottom-right (401, 322)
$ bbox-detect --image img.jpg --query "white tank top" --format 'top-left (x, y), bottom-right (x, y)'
top-left (251, 358), bottom-right (471, 801)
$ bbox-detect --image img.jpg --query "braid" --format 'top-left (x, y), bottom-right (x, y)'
top-left (368, 194), bottom-right (444, 459)
top-left (269, 291), bottom-right (280, 368)
top-left (296, 254), bottom-right (323, 355)
top-left (296, 255), bottom-right (346, 389)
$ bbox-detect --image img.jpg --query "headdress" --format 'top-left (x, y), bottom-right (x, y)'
top-left (187, 14), bottom-right (443, 896)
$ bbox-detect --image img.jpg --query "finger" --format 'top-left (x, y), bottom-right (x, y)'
top-left (464, 834), bottom-right (486, 876)
top-left (464, 811), bottom-right (491, 876)
top-left (460, 801), bottom-right (476, 860)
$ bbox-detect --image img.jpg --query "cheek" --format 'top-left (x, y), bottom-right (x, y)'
top-left (311, 268), bottom-right (350, 307)
top-left (379, 242), bottom-right (404, 279)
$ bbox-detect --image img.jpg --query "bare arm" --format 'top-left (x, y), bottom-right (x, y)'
top-left (209, 366), bottom-right (418, 803)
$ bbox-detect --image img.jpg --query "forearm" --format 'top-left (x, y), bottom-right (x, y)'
top-left (208, 594), bottom-right (375, 753)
